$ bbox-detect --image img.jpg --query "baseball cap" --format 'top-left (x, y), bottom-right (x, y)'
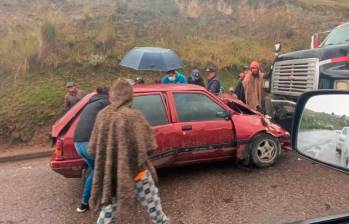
top-left (206, 67), bottom-right (216, 72)
top-left (66, 81), bottom-right (75, 87)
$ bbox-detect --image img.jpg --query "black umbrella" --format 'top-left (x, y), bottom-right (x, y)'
top-left (120, 47), bottom-right (184, 72)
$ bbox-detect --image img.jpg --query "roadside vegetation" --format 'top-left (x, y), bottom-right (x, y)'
top-left (300, 110), bottom-right (349, 130)
top-left (0, 0), bottom-right (348, 144)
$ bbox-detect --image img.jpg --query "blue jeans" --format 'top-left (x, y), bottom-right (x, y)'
top-left (74, 142), bottom-right (94, 205)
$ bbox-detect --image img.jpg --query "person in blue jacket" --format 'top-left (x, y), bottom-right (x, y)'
top-left (161, 70), bottom-right (187, 84)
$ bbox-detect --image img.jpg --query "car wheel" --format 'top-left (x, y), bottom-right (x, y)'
top-left (250, 133), bottom-right (281, 168)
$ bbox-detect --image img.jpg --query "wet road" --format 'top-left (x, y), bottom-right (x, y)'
top-left (298, 130), bottom-right (342, 166)
top-left (2, 152), bottom-right (349, 224)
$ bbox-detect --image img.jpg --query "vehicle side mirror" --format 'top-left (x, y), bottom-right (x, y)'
top-left (274, 43), bottom-right (282, 53)
top-left (292, 90), bottom-right (349, 173)
top-left (217, 110), bottom-right (231, 120)
top-left (310, 33), bottom-right (319, 49)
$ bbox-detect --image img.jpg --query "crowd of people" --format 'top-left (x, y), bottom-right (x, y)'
top-left (61, 60), bottom-right (265, 223)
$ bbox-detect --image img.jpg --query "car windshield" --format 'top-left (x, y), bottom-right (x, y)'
top-left (321, 23), bottom-right (349, 47)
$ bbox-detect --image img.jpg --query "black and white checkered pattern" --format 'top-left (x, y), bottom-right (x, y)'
top-left (97, 201), bottom-right (117, 224)
top-left (136, 170), bottom-right (168, 224)
top-left (96, 170), bottom-right (168, 224)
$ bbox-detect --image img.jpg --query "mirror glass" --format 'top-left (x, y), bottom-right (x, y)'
top-left (297, 94), bottom-right (349, 169)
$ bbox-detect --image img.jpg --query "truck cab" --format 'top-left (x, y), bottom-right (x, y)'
top-left (266, 22), bottom-right (349, 132)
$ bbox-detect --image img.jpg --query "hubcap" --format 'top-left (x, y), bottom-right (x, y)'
top-left (256, 139), bottom-right (277, 163)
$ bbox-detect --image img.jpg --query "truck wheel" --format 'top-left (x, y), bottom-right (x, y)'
top-left (249, 133), bottom-right (281, 168)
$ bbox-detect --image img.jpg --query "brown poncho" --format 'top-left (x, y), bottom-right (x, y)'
top-left (242, 71), bottom-right (265, 111)
top-left (88, 79), bottom-right (158, 223)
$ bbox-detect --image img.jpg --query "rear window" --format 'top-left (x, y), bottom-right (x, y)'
top-left (133, 94), bottom-right (169, 126)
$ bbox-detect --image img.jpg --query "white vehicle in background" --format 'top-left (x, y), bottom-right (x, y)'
top-left (336, 127), bottom-right (349, 154)
top-left (337, 127), bottom-right (349, 168)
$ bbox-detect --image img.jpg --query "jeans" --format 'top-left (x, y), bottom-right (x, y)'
top-left (74, 142), bottom-right (94, 205)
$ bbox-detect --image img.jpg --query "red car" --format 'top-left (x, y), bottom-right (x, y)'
top-left (50, 84), bottom-right (290, 178)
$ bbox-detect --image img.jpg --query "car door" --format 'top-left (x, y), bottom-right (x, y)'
top-left (169, 91), bottom-right (236, 164)
top-left (132, 92), bottom-right (179, 168)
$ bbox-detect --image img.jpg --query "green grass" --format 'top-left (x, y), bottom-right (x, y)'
top-left (0, 71), bottom-right (122, 143)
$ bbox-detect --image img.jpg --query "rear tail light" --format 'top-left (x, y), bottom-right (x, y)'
top-left (54, 138), bottom-right (63, 160)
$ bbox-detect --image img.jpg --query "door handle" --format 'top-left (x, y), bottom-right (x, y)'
top-left (182, 125), bottom-right (192, 131)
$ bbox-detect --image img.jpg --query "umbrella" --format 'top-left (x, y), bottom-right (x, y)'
top-left (119, 47), bottom-right (184, 72)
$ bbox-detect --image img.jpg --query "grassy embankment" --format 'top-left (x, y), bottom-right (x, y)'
top-left (0, 0), bottom-right (348, 144)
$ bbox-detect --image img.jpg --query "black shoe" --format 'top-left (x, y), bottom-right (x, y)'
top-left (76, 203), bottom-right (89, 213)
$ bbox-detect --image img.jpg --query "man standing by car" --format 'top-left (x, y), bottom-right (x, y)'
top-left (207, 67), bottom-right (221, 95)
top-left (64, 81), bottom-right (86, 111)
top-left (161, 69), bottom-right (187, 84)
top-left (73, 86), bottom-right (110, 213)
top-left (234, 71), bottom-right (246, 103)
top-left (88, 79), bottom-right (168, 223)
top-left (242, 61), bottom-right (265, 111)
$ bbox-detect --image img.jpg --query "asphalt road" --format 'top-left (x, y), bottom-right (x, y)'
top-left (2, 151), bottom-right (349, 224)
top-left (298, 130), bottom-right (342, 166)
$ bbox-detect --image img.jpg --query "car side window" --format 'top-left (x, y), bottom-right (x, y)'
top-left (174, 93), bottom-right (225, 122)
top-left (133, 95), bottom-right (169, 126)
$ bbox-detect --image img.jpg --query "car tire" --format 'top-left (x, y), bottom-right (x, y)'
top-left (249, 133), bottom-right (281, 168)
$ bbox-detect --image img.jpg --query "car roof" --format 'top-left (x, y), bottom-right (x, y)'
top-left (133, 84), bottom-right (206, 93)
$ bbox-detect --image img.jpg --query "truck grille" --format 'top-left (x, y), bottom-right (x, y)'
top-left (271, 58), bottom-right (319, 97)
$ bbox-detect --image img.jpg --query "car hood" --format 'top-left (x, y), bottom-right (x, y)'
top-left (276, 43), bottom-right (349, 62)
top-left (220, 94), bottom-right (288, 138)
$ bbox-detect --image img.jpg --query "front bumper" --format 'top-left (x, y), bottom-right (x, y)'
top-left (280, 136), bottom-right (292, 151)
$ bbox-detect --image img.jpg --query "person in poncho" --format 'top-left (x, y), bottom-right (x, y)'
top-left (242, 61), bottom-right (265, 111)
top-left (88, 78), bottom-right (168, 224)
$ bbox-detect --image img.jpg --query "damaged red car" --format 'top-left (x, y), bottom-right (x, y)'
top-left (50, 84), bottom-right (291, 178)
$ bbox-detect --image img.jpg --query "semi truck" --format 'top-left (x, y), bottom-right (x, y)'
top-left (265, 22), bottom-right (349, 132)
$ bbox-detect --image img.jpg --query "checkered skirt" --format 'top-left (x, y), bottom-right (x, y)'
top-left (96, 170), bottom-right (168, 224)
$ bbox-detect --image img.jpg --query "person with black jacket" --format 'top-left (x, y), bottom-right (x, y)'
top-left (73, 86), bottom-right (110, 213)
top-left (188, 69), bottom-right (205, 87)
top-left (206, 67), bottom-right (221, 95)
top-left (234, 72), bottom-right (246, 103)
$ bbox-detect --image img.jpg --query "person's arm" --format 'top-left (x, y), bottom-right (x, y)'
top-left (161, 76), bottom-right (168, 84)
top-left (208, 80), bottom-right (219, 94)
top-left (181, 75), bottom-right (188, 84)
top-left (199, 78), bottom-right (205, 87)
top-left (64, 95), bottom-right (70, 110)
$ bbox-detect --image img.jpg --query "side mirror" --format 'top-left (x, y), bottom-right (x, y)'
top-left (292, 90), bottom-right (349, 173)
top-left (274, 43), bottom-right (282, 53)
top-left (217, 110), bottom-right (232, 120)
top-left (310, 33), bottom-right (319, 49)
